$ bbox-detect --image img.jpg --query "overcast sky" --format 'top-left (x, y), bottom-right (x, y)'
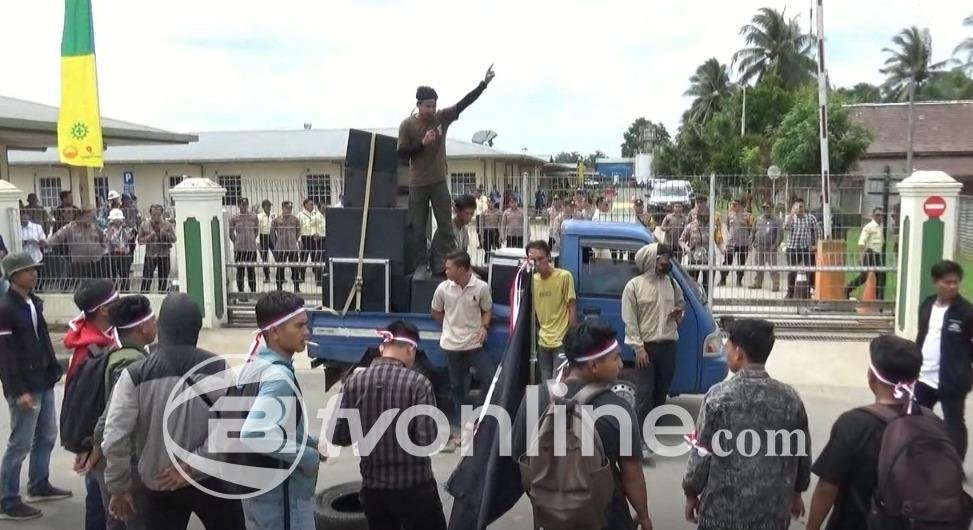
top-left (3, 1), bottom-right (970, 157)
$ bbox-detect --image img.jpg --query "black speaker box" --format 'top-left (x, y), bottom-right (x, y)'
top-left (410, 274), bottom-right (445, 314)
top-left (345, 129), bottom-right (399, 173)
top-left (325, 259), bottom-right (390, 312)
top-left (344, 129), bottom-right (400, 208)
top-left (488, 260), bottom-right (522, 306)
top-left (390, 273), bottom-right (412, 313)
top-left (343, 168), bottom-right (398, 209)
top-left (325, 208), bottom-right (407, 271)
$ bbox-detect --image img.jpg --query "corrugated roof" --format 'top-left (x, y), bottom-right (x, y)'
top-left (845, 100), bottom-right (973, 155)
top-left (0, 95), bottom-right (197, 149)
top-left (8, 127), bottom-right (546, 165)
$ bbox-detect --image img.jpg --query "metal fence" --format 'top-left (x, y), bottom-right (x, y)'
top-left (9, 204), bottom-right (179, 294)
top-left (474, 172), bottom-right (902, 330)
top-left (960, 195), bottom-right (973, 260)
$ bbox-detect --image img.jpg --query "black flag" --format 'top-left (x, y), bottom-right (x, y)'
top-left (446, 264), bottom-right (533, 529)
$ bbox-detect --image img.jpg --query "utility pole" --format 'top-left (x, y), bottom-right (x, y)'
top-left (906, 74), bottom-right (916, 175)
top-left (740, 86), bottom-right (747, 136)
top-left (814, 0), bottom-right (833, 238)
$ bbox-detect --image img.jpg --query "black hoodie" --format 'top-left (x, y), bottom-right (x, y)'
top-left (101, 293), bottom-right (228, 494)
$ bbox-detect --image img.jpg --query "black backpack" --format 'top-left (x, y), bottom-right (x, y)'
top-left (862, 404), bottom-right (973, 530)
top-left (208, 359), bottom-right (304, 496)
top-left (60, 347), bottom-right (112, 454)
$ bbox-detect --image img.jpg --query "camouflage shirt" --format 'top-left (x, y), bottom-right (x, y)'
top-left (229, 213), bottom-right (259, 252)
top-left (271, 214), bottom-right (301, 252)
top-left (48, 222), bottom-right (107, 263)
top-left (683, 367), bottom-right (811, 530)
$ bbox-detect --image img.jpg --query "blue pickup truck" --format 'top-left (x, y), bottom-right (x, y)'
top-left (309, 220), bottom-right (727, 406)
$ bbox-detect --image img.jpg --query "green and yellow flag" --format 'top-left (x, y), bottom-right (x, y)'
top-left (57, 0), bottom-right (103, 168)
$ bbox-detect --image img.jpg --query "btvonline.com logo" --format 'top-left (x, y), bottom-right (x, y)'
top-left (162, 354), bottom-right (309, 500)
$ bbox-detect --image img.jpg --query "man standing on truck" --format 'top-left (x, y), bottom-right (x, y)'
top-left (431, 250), bottom-right (494, 448)
top-left (621, 243), bottom-right (684, 435)
top-left (526, 240), bottom-right (577, 382)
top-left (398, 65), bottom-right (496, 279)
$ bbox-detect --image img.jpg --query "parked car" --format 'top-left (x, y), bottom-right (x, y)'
top-left (646, 179), bottom-right (694, 213)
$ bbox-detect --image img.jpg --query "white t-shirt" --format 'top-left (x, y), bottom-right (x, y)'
top-left (431, 276), bottom-right (493, 351)
top-left (920, 303), bottom-right (948, 388)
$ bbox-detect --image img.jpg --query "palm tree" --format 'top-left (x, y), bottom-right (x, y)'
top-left (732, 7), bottom-right (816, 88)
top-left (954, 15), bottom-right (973, 74)
top-left (880, 26), bottom-right (946, 102)
top-left (684, 58), bottom-right (733, 125)
top-left (880, 26), bottom-right (947, 174)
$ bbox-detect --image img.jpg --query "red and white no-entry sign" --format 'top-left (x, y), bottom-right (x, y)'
top-left (924, 196), bottom-right (947, 218)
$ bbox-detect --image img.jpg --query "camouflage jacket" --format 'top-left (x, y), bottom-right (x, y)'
top-left (682, 367), bottom-right (811, 530)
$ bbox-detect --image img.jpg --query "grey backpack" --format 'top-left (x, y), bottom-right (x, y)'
top-left (518, 383), bottom-right (615, 529)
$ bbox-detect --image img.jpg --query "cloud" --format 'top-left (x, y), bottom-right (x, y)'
top-left (2, 0), bottom-right (970, 157)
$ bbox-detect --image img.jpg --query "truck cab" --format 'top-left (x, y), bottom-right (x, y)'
top-left (309, 220), bottom-right (726, 405)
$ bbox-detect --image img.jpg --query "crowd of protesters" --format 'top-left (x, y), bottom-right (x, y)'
top-left (17, 191), bottom-right (176, 294)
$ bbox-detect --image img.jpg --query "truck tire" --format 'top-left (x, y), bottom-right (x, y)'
top-left (313, 481), bottom-right (368, 530)
top-left (613, 367), bottom-right (640, 409)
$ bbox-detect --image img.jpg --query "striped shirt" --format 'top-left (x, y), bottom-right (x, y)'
top-left (331, 357), bottom-right (438, 489)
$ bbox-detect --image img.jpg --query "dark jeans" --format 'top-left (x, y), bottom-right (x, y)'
top-left (110, 255), bottom-right (134, 292)
top-left (846, 249), bottom-right (886, 300)
top-left (275, 250), bottom-right (302, 291)
top-left (506, 235), bottom-right (524, 249)
top-left (85, 473), bottom-right (105, 530)
top-left (409, 181), bottom-right (454, 273)
top-left (481, 228), bottom-right (500, 253)
top-left (141, 256), bottom-right (171, 292)
top-left (143, 480), bottom-right (245, 530)
top-left (916, 382), bottom-right (968, 459)
top-left (360, 481), bottom-right (447, 530)
top-left (721, 245), bottom-right (749, 284)
top-left (259, 234), bottom-right (273, 281)
top-left (785, 247), bottom-right (812, 299)
top-left (444, 348), bottom-right (497, 427)
top-left (1, 388), bottom-right (57, 510)
top-left (635, 341), bottom-right (677, 428)
top-left (537, 345), bottom-right (563, 383)
top-left (299, 236), bottom-right (322, 283)
top-left (70, 259), bottom-right (106, 289)
top-left (235, 250), bottom-right (257, 293)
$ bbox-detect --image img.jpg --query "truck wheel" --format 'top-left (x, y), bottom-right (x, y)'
top-left (314, 481), bottom-right (368, 530)
top-left (612, 367), bottom-right (640, 409)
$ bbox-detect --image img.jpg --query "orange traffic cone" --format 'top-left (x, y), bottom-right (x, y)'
top-left (855, 272), bottom-right (878, 315)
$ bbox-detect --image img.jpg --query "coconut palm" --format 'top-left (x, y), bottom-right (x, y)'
top-left (684, 58), bottom-right (734, 125)
top-left (955, 15), bottom-right (973, 74)
top-left (732, 7), bottom-right (816, 88)
top-left (880, 26), bottom-right (947, 102)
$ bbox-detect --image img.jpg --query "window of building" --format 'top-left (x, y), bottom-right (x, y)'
top-left (94, 177), bottom-right (109, 202)
top-left (38, 178), bottom-right (62, 209)
top-left (450, 172), bottom-right (477, 198)
top-left (218, 175), bottom-right (242, 206)
top-left (306, 174), bottom-right (332, 206)
top-left (165, 175), bottom-right (184, 206)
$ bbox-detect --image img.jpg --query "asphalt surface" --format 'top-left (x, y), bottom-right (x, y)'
top-left (3, 331), bottom-right (972, 529)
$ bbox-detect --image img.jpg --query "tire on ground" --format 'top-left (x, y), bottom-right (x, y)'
top-left (313, 481), bottom-right (368, 530)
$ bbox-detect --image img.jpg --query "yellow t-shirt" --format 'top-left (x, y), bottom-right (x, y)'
top-left (533, 268), bottom-right (576, 349)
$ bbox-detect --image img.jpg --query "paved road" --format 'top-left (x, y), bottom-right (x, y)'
top-left (4, 331), bottom-right (971, 529)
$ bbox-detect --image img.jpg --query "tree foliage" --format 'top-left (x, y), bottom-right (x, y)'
top-left (771, 87), bottom-right (872, 174)
top-left (732, 7), bottom-right (816, 89)
top-left (621, 118), bottom-right (669, 157)
top-left (685, 58), bottom-right (734, 125)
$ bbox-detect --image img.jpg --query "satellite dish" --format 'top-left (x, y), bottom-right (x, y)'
top-left (472, 130), bottom-right (498, 146)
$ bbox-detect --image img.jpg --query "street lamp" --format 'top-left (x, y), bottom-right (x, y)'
top-left (767, 165), bottom-right (781, 211)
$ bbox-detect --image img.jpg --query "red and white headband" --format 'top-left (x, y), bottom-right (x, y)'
top-left (247, 306), bottom-right (307, 359)
top-left (573, 340), bottom-right (619, 363)
top-left (68, 291), bottom-right (120, 331)
top-left (376, 329), bottom-right (419, 349)
top-left (869, 361), bottom-right (916, 414)
top-left (116, 311), bottom-right (155, 330)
